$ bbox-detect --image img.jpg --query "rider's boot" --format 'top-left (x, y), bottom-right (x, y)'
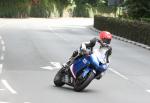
top-left (63, 56), bottom-right (75, 70)
top-left (63, 50), bottom-right (79, 69)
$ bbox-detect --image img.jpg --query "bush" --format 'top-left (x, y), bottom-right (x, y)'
top-left (94, 16), bottom-right (150, 46)
top-left (30, 0), bottom-right (66, 17)
top-left (0, 0), bottom-right (115, 18)
top-left (0, 0), bottom-right (31, 18)
top-left (0, 0), bottom-right (66, 18)
top-left (73, 4), bottom-right (93, 17)
top-left (141, 18), bottom-right (150, 23)
top-left (30, 1), bottom-right (49, 17)
top-left (125, 0), bottom-right (150, 19)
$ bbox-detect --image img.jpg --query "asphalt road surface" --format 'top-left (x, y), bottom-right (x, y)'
top-left (0, 18), bottom-right (150, 103)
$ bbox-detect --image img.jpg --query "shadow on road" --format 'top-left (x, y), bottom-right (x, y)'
top-left (49, 85), bottom-right (98, 93)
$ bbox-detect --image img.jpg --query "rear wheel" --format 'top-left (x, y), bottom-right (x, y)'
top-left (74, 71), bottom-right (95, 92)
top-left (54, 68), bottom-right (65, 87)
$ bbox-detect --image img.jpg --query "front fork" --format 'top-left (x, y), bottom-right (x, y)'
top-left (61, 67), bottom-right (74, 86)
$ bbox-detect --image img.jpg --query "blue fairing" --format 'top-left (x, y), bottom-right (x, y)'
top-left (90, 54), bottom-right (108, 72)
top-left (72, 53), bottom-right (108, 78)
top-left (82, 67), bottom-right (91, 78)
top-left (72, 56), bottom-right (91, 76)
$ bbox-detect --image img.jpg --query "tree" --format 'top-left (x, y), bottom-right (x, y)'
top-left (125, 0), bottom-right (150, 19)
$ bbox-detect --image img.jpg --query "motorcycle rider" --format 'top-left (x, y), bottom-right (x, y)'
top-left (64, 31), bottom-right (112, 79)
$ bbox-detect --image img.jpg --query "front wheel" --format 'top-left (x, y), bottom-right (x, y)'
top-left (54, 68), bottom-right (65, 87)
top-left (73, 71), bottom-right (95, 92)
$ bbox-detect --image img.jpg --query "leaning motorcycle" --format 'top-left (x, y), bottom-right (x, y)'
top-left (54, 48), bottom-right (109, 92)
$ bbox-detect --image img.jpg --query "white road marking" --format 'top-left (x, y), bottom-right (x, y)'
top-left (0, 88), bottom-right (5, 91)
top-left (40, 62), bottom-right (62, 70)
top-left (0, 55), bottom-right (4, 61)
top-left (1, 79), bottom-right (17, 94)
top-left (41, 62), bottom-right (129, 81)
top-left (50, 62), bottom-right (62, 69)
top-left (2, 46), bottom-right (6, 51)
top-left (0, 64), bottom-right (3, 74)
top-left (1, 40), bottom-right (5, 45)
top-left (0, 102), bottom-right (9, 103)
top-left (50, 28), bottom-right (69, 42)
top-left (40, 66), bottom-right (54, 70)
top-left (109, 68), bottom-right (128, 80)
top-left (146, 90), bottom-right (150, 93)
top-left (55, 33), bottom-right (68, 41)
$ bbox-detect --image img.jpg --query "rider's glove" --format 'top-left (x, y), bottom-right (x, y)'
top-left (80, 48), bottom-right (87, 55)
top-left (103, 43), bottom-right (109, 47)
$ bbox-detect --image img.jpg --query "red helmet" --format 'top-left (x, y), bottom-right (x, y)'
top-left (99, 31), bottom-right (112, 44)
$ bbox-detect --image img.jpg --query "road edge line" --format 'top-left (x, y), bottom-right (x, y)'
top-left (1, 79), bottom-right (17, 94)
top-left (109, 68), bottom-right (128, 80)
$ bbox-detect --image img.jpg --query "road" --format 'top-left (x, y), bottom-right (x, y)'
top-left (0, 18), bottom-right (150, 103)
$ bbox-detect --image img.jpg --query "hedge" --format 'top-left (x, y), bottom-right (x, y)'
top-left (141, 18), bottom-right (150, 23)
top-left (94, 16), bottom-right (150, 46)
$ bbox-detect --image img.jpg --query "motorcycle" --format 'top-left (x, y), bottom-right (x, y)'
top-left (54, 47), bottom-right (109, 92)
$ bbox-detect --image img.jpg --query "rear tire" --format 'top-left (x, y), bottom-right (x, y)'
top-left (74, 71), bottom-right (95, 92)
top-left (54, 68), bottom-right (65, 87)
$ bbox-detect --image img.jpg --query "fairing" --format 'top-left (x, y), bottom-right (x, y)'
top-left (70, 48), bottom-right (109, 78)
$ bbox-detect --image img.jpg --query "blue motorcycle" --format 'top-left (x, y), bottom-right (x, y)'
top-left (54, 48), bottom-right (109, 92)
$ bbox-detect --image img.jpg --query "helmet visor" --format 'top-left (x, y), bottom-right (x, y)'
top-left (103, 39), bottom-right (111, 44)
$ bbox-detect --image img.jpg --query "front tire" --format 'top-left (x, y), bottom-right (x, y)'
top-left (54, 68), bottom-right (65, 87)
top-left (74, 71), bottom-right (95, 92)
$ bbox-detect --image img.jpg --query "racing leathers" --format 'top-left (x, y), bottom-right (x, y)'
top-left (65, 37), bottom-right (112, 67)
top-left (64, 37), bottom-right (112, 79)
